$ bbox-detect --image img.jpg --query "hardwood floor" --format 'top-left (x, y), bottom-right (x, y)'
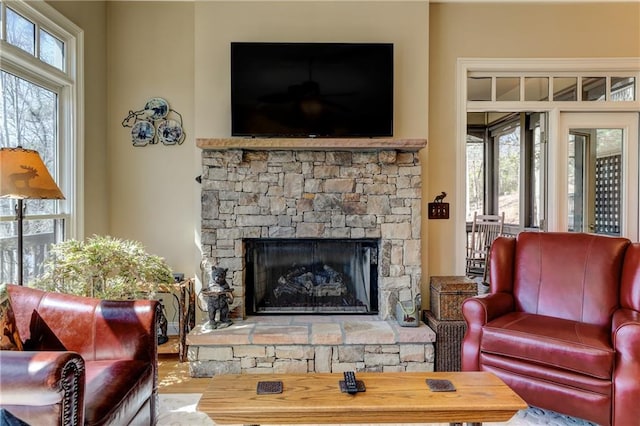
top-left (158, 336), bottom-right (210, 394)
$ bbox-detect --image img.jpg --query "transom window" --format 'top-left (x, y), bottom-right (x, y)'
top-left (468, 74), bottom-right (636, 102)
top-left (3, 4), bottom-right (66, 71)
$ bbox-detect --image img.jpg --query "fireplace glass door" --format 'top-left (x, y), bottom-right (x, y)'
top-left (245, 239), bottom-right (378, 314)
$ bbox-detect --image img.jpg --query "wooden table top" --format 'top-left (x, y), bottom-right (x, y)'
top-left (198, 371), bottom-right (527, 424)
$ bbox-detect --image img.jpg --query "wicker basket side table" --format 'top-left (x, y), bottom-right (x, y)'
top-left (424, 309), bottom-right (467, 372)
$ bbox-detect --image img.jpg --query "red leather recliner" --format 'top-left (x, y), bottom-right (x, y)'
top-left (0, 285), bottom-right (159, 425)
top-left (462, 232), bottom-right (640, 426)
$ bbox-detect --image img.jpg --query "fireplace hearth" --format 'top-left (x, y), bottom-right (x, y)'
top-left (246, 239), bottom-right (378, 314)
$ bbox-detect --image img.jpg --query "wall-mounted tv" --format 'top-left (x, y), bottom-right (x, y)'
top-left (231, 42), bottom-right (393, 138)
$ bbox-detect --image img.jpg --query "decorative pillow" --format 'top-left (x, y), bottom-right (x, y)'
top-left (0, 284), bottom-right (23, 351)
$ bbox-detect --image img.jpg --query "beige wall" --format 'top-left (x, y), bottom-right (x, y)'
top-left (44, 1), bottom-right (639, 313)
top-left (48, 0), bottom-right (109, 237)
top-left (193, 1), bottom-right (429, 139)
top-left (428, 2), bottom-right (640, 276)
top-left (48, 1), bottom-right (198, 279)
top-left (104, 2), bottom-right (197, 280)
top-left (46, 0), bottom-right (429, 308)
top-left (48, 0), bottom-right (197, 325)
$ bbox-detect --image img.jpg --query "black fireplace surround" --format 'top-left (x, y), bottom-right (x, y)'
top-left (245, 238), bottom-right (379, 315)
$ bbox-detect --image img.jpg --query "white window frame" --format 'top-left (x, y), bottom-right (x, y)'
top-left (456, 58), bottom-right (640, 273)
top-left (1, 0), bottom-right (84, 241)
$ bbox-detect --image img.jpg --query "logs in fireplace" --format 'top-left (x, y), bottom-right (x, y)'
top-left (245, 239), bottom-right (378, 314)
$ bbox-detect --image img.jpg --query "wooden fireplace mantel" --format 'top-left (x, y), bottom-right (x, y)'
top-left (196, 137), bottom-right (427, 151)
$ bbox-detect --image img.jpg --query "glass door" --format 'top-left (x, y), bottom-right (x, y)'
top-left (568, 129), bottom-right (623, 235)
top-left (559, 113), bottom-right (638, 240)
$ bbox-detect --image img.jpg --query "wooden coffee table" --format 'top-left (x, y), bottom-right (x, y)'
top-left (198, 371), bottom-right (527, 425)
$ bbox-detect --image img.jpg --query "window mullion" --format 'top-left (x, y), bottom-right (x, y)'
top-left (34, 21), bottom-right (40, 63)
top-left (577, 77), bottom-right (583, 101)
top-left (491, 76), bottom-right (497, 102)
top-left (488, 133), bottom-right (498, 214)
top-left (521, 114), bottom-right (533, 228)
top-left (1, 5), bottom-right (5, 41)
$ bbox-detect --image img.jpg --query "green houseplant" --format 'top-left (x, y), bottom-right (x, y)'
top-left (32, 235), bottom-right (174, 300)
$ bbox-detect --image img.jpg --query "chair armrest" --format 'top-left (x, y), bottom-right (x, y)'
top-left (612, 308), bottom-right (640, 341)
top-left (611, 308), bottom-right (640, 424)
top-left (0, 351), bottom-right (85, 425)
top-left (463, 292), bottom-right (514, 325)
top-left (461, 292), bottom-right (514, 371)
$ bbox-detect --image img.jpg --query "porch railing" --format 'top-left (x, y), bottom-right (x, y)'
top-left (0, 232), bottom-right (56, 285)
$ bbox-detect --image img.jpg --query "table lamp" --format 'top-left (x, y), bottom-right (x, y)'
top-left (0, 146), bottom-right (65, 285)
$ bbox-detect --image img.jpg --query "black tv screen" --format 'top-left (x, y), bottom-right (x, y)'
top-left (231, 42), bottom-right (393, 138)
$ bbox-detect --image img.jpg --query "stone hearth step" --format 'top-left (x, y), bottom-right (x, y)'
top-left (187, 315), bottom-right (436, 377)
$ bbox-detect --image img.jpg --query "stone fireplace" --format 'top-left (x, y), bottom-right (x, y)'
top-left (189, 138), bottom-right (434, 377)
top-left (199, 139), bottom-right (425, 319)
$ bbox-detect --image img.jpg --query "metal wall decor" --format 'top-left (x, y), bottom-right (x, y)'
top-left (122, 97), bottom-right (185, 147)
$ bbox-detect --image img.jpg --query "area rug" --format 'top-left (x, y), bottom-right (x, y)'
top-left (158, 394), bottom-right (597, 426)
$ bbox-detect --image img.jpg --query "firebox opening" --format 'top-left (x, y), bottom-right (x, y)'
top-left (245, 238), bottom-right (379, 315)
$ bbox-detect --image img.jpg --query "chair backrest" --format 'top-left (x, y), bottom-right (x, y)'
top-left (512, 232), bottom-right (630, 326)
top-left (8, 284), bottom-right (157, 362)
top-left (467, 212), bottom-right (504, 258)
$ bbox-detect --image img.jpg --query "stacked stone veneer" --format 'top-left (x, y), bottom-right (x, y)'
top-left (188, 316), bottom-right (436, 377)
top-left (200, 149), bottom-right (423, 319)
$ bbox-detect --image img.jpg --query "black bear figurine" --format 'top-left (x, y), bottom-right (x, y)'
top-left (203, 267), bottom-right (234, 330)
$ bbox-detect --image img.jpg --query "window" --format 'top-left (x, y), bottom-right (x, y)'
top-left (466, 112), bottom-right (545, 229)
top-left (496, 123), bottom-right (521, 224)
top-left (466, 127), bottom-right (485, 221)
top-left (458, 58), bottom-right (640, 274)
top-left (467, 74), bottom-right (637, 102)
top-left (1, 1), bottom-right (82, 285)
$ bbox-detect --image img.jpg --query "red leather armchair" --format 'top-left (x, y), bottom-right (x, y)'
top-left (462, 232), bottom-right (640, 426)
top-left (0, 285), bottom-right (159, 425)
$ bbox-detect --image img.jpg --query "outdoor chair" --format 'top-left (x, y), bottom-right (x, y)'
top-left (465, 212), bottom-right (504, 285)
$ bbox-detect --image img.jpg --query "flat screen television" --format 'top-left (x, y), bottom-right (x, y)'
top-left (231, 42), bottom-right (393, 138)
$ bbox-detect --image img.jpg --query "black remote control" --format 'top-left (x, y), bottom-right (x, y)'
top-left (343, 371), bottom-right (359, 394)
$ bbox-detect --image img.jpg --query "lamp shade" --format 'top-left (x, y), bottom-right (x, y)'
top-left (0, 147), bottom-right (65, 200)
